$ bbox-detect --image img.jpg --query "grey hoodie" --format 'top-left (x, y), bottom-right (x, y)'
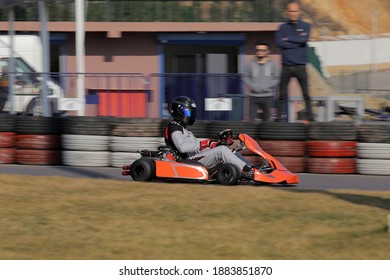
top-left (243, 59), bottom-right (280, 97)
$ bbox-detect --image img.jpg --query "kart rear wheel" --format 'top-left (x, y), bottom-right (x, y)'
top-left (216, 163), bottom-right (240, 186)
top-left (130, 158), bottom-right (155, 181)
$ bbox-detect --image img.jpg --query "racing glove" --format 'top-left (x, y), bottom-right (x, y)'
top-left (200, 139), bottom-right (220, 151)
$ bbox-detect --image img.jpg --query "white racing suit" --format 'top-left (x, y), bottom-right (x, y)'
top-left (164, 120), bottom-right (248, 171)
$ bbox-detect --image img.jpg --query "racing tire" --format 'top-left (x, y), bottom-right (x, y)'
top-left (308, 122), bottom-right (357, 140)
top-left (216, 163), bottom-right (240, 186)
top-left (130, 158), bottom-right (155, 182)
top-left (0, 132), bottom-right (16, 148)
top-left (254, 140), bottom-right (306, 157)
top-left (16, 134), bottom-right (61, 150)
top-left (276, 156), bottom-right (306, 173)
top-left (0, 114), bottom-right (16, 132)
top-left (356, 159), bottom-right (390, 175)
top-left (358, 123), bottom-right (390, 143)
top-left (0, 148), bottom-right (15, 164)
top-left (357, 143), bottom-right (390, 159)
top-left (306, 158), bottom-right (356, 174)
top-left (306, 140), bottom-right (357, 157)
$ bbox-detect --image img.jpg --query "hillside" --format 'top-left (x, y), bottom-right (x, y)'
top-left (300, 0), bottom-right (390, 39)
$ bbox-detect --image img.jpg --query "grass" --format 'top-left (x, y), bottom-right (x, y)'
top-left (0, 174), bottom-right (389, 260)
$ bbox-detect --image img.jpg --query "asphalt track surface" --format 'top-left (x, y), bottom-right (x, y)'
top-left (0, 164), bottom-right (389, 191)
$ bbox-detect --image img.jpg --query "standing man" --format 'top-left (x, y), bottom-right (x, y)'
top-left (243, 41), bottom-right (279, 122)
top-left (275, 1), bottom-right (314, 122)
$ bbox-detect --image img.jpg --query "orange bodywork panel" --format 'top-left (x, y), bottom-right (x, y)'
top-left (155, 160), bottom-right (209, 180)
top-left (239, 133), bottom-right (299, 184)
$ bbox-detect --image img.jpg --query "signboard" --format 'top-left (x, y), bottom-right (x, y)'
top-left (204, 97), bottom-right (232, 111)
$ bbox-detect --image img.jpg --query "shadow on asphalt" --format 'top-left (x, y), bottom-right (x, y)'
top-left (52, 166), bottom-right (119, 180)
top-left (285, 189), bottom-right (390, 212)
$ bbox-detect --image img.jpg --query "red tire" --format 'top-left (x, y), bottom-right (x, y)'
top-left (275, 156), bottom-right (306, 173)
top-left (0, 148), bottom-right (15, 164)
top-left (306, 158), bottom-right (356, 174)
top-left (242, 155), bottom-right (264, 166)
top-left (16, 134), bottom-right (61, 150)
top-left (0, 132), bottom-right (16, 148)
top-left (257, 140), bottom-right (306, 157)
top-left (15, 149), bottom-right (61, 165)
top-left (306, 141), bottom-right (356, 157)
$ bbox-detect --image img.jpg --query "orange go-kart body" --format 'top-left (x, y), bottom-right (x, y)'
top-left (122, 133), bottom-right (298, 186)
top-left (238, 133), bottom-right (299, 185)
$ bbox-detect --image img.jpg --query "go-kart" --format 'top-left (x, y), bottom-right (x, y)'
top-left (122, 130), bottom-right (299, 186)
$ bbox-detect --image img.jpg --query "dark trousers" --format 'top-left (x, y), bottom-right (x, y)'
top-left (277, 64), bottom-right (313, 120)
top-left (249, 96), bottom-right (273, 122)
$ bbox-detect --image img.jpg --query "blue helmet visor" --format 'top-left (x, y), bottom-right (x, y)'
top-left (182, 107), bottom-right (196, 118)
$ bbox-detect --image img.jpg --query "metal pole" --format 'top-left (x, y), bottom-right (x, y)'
top-left (371, 7), bottom-right (377, 73)
top-left (7, 7), bottom-right (15, 115)
top-left (76, 0), bottom-right (86, 116)
top-left (39, 0), bottom-right (50, 116)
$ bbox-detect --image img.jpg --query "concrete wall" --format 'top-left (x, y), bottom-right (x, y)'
top-left (309, 37), bottom-right (390, 71)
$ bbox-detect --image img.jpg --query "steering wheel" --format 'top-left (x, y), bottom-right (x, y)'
top-left (215, 129), bottom-right (234, 146)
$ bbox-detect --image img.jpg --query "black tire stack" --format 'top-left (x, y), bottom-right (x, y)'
top-left (357, 123), bottom-right (390, 175)
top-left (61, 117), bottom-right (111, 167)
top-left (110, 118), bottom-right (165, 167)
top-left (0, 114), bottom-right (16, 164)
top-left (306, 122), bottom-right (357, 174)
top-left (14, 116), bottom-right (62, 165)
top-left (256, 122), bottom-right (307, 172)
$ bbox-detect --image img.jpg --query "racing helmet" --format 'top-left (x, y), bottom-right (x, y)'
top-left (170, 96), bottom-right (196, 126)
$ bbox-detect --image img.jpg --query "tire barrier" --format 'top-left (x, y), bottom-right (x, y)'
top-left (0, 132), bottom-right (16, 164)
top-left (356, 159), bottom-right (390, 176)
top-left (258, 122), bottom-right (306, 141)
top-left (15, 149), bottom-right (61, 165)
top-left (0, 115), bottom-right (389, 178)
top-left (0, 132), bottom-right (16, 148)
top-left (258, 140), bottom-right (305, 157)
top-left (15, 116), bottom-right (62, 165)
top-left (62, 134), bottom-right (109, 151)
top-left (0, 114), bottom-right (16, 132)
top-left (16, 134), bottom-right (61, 150)
top-left (62, 116), bottom-right (111, 136)
top-left (307, 122), bottom-right (357, 174)
top-left (61, 117), bottom-right (111, 167)
top-left (62, 150), bottom-right (111, 167)
top-left (306, 141), bottom-right (357, 158)
top-left (255, 124), bottom-right (306, 173)
top-left (358, 123), bottom-right (390, 143)
top-left (0, 115), bottom-right (16, 164)
top-left (308, 121), bottom-right (357, 141)
top-left (306, 158), bottom-right (356, 174)
top-left (276, 156), bottom-right (306, 173)
top-left (111, 118), bottom-right (162, 137)
top-left (253, 140), bottom-right (306, 173)
top-left (357, 124), bottom-right (390, 175)
top-left (110, 136), bottom-right (163, 167)
top-left (110, 118), bottom-right (165, 167)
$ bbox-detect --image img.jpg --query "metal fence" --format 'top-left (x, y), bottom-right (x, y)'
top-left (327, 71), bottom-right (371, 94)
top-left (148, 73), bottom-right (245, 120)
top-left (1, 72), bottom-right (248, 120)
top-left (3, 71), bottom-right (387, 121)
top-left (0, 0), bottom-right (284, 22)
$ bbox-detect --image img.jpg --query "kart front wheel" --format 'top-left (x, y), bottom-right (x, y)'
top-left (216, 163), bottom-right (240, 185)
top-left (130, 159), bottom-right (155, 181)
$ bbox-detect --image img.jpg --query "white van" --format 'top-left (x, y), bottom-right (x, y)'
top-left (0, 35), bottom-right (64, 115)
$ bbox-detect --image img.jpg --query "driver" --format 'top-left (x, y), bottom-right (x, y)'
top-left (164, 96), bottom-right (254, 178)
